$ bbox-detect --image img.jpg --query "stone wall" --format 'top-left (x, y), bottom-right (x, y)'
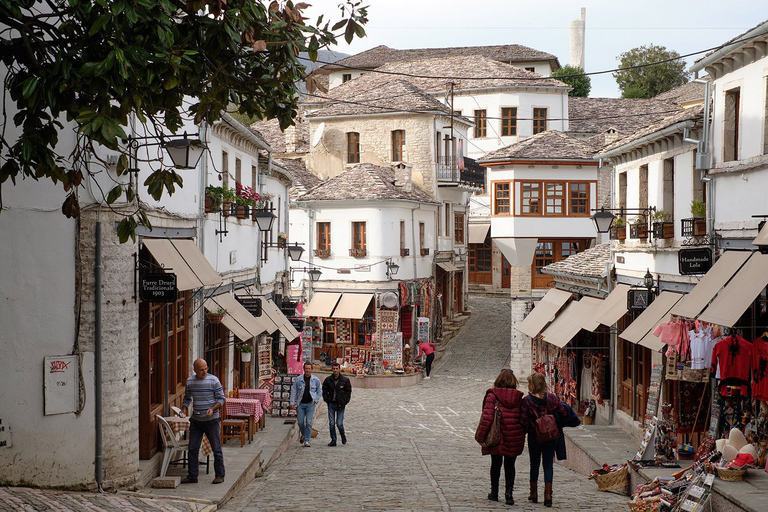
top-left (509, 298), bottom-right (532, 381)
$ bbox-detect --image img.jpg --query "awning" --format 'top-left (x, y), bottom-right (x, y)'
top-left (595, 284), bottom-right (631, 326)
top-left (302, 292), bottom-right (342, 318)
top-left (468, 223), bottom-right (491, 244)
top-left (494, 238), bottom-right (538, 266)
top-left (332, 293), bottom-right (374, 319)
top-left (620, 291), bottom-right (684, 346)
top-left (753, 222), bottom-right (768, 247)
top-left (540, 297), bottom-right (603, 348)
top-left (205, 294), bottom-right (273, 341)
top-left (670, 250), bottom-right (751, 319)
top-left (143, 238), bottom-right (222, 291)
top-left (259, 298), bottom-right (300, 340)
top-left (515, 288), bottom-right (572, 338)
top-left (698, 252), bottom-right (768, 327)
top-left (437, 261), bottom-right (460, 272)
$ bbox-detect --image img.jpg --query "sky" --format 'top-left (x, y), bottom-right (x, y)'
top-left (305, 1), bottom-right (767, 98)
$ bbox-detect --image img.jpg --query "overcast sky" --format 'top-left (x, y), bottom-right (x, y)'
top-left (306, 1), bottom-right (766, 98)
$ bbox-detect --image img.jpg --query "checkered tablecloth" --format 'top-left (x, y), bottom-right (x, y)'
top-left (164, 416), bottom-right (212, 456)
top-left (239, 389), bottom-right (272, 411)
top-left (225, 398), bottom-right (263, 422)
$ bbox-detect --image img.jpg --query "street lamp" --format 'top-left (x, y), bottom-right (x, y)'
top-left (253, 210), bottom-right (276, 232)
top-left (591, 207), bottom-right (616, 234)
top-left (644, 268), bottom-right (658, 295)
top-left (286, 243), bottom-right (305, 262)
top-left (386, 259), bottom-right (400, 280)
top-left (291, 267), bottom-right (322, 282)
top-left (162, 132), bottom-right (206, 169)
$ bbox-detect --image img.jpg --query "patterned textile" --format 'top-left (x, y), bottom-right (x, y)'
top-left (376, 309), bottom-right (400, 351)
top-left (675, 380), bottom-right (710, 434)
top-left (434, 295), bottom-right (443, 339)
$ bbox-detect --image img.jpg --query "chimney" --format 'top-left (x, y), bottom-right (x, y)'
top-left (604, 128), bottom-right (620, 145)
top-left (568, 8), bottom-right (586, 70)
top-left (393, 163), bottom-right (413, 193)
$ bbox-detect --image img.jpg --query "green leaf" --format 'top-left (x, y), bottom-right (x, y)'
top-left (88, 13), bottom-right (111, 35)
top-left (21, 76), bottom-right (38, 99)
top-left (107, 185), bottom-right (122, 204)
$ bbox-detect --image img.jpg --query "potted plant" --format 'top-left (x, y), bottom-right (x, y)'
top-left (691, 200), bottom-right (707, 235)
top-left (206, 307), bottom-right (226, 324)
top-left (221, 187), bottom-right (236, 217)
top-left (234, 195), bottom-right (251, 219)
top-left (629, 215), bottom-right (648, 240)
top-left (277, 232), bottom-right (287, 248)
top-left (251, 192), bottom-right (272, 219)
top-left (610, 217), bottom-right (626, 241)
top-left (238, 344), bottom-right (253, 362)
top-left (652, 210), bottom-right (674, 239)
top-left (204, 185), bottom-right (224, 213)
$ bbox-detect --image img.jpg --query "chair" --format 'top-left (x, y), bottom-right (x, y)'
top-left (170, 406), bottom-right (182, 416)
top-left (220, 402), bottom-right (246, 447)
top-left (156, 415), bottom-right (189, 477)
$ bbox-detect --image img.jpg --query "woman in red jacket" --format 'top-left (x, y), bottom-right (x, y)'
top-left (475, 368), bottom-right (525, 505)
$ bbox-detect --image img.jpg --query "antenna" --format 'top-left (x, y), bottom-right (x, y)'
top-left (311, 122), bottom-right (325, 147)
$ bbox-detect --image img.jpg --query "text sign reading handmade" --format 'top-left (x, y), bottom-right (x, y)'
top-left (678, 248), bottom-right (712, 275)
top-left (139, 273), bottom-right (178, 302)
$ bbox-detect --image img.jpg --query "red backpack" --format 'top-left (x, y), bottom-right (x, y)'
top-left (532, 401), bottom-right (560, 443)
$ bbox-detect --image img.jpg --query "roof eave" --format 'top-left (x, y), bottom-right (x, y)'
top-left (596, 120), bottom-right (697, 161)
top-left (691, 22), bottom-right (768, 73)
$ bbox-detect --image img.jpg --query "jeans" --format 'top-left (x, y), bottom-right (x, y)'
top-left (490, 454), bottom-right (516, 493)
top-left (425, 353), bottom-right (434, 376)
top-left (328, 402), bottom-right (346, 442)
top-left (297, 402), bottom-right (316, 443)
top-left (527, 432), bottom-right (556, 483)
top-left (188, 418), bottom-right (225, 479)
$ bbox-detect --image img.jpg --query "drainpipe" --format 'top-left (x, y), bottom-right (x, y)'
top-left (411, 206), bottom-right (420, 351)
top-left (94, 222), bottom-right (104, 491)
top-left (199, 120), bottom-right (209, 357)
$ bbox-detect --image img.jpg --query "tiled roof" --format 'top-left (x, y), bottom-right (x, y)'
top-left (695, 19), bottom-right (768, 64)
top-left (653, 79), bottom-right (707, 105)
top-left (600, 104), bottom-right (704, 154)
top-left (273, 158), bottom-right (323, 201)
top-left (296, 163), bottom-right (437, 203)
top-left (320, 44), bottom-right (559, 71)
top-left (478, 131), bottom-right (597, 162)
top-left (306, 79), bottom-right (454, 118)
top-left (250, 112), bottom-right (309, 155)
top-left (567, 97), bottom-right (681, 136)
top-left (541, 243), bottom-right (610, 279)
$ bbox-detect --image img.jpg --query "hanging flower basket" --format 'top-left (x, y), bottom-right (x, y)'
top-left (241, 352), bottom-right (252, 362)
top-left (206, 308), bottom-right (226, 324)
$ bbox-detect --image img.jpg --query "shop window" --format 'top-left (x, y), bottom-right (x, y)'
top-left (474, 109), bottom-right (487, 138)
top-left (454, 212), bottom-right (465, 244)
top-left (569, 182), bottom-right (589, 215)
top-left (501, 107), bottom-right (518, 136)
top-left (533, 107), bottom-right (547, 134)
top-left (392, 130), bottom-right (405, 162)
top-left (494, 182), bottom-right (511, 215)
top-left (347, 132), bottom-right (360, 164)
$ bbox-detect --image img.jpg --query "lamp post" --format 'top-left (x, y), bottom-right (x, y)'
top-left (386, 259), bottom-right (400, 280)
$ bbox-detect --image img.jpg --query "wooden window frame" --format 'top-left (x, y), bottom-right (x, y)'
top-left (221, 150), bottom-right (229, 188)
top-left (533, 107), bottom-right (548, 135)
top-left (568, 182), bottom-right (590, 216)
top-left (520, 181), bottom-right (542, 216)
top-left (454, 212), bottom-right (465, 245)
top-left (419, 222), bottom-right (425, 250)
top-left (400, 220), bottom-right (406, 252)
top-left (235, 157), bottom-right (242, 185)
top-left (392, 130), bottom-right (405, 162)
top-left (544, 182), bottom-right (565, 215)
top-left (342, 73), bottom-right (352, 83)
top-left (493, 181), bottom-right (511, 216)
top-left (317, 222), bottom-right (331, 251)
top-left (474, 109), bottom-right (487, 138)
top-left (347, 132), bottom-right (360, 164)
top-left (501, 107), bottom-right (518, 136)
top-left (353, 221), bottom-right (366, 251)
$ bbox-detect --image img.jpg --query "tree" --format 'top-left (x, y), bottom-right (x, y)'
top-left (551, 65), bottom-right (591, 97)
top-left (613, 44), bottom-right (690, 99)
top-left (0, 0), bottom-right (367, 242)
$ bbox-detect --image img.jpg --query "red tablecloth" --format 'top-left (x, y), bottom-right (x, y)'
top-left (225, 398), bottom-right (263, 422)
top-left (239, 389), bottom-right (272, 411)
top-left (164, 416), bottom-right (212, 456)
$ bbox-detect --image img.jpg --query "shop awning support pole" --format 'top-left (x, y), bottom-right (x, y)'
top-left (164, 303), bottom-right (170, 417)
top-left (94, 222), bottom-right (105, 492)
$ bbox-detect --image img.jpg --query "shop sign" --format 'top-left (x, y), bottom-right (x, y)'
top-left (627, 289), bottom-right (654, 311)
top-left (139, 273), bottom-right (177, 303)
top-left (678, 248), bottom-right (712, 275)
top-left (239, 297), bottom-right (262, 317)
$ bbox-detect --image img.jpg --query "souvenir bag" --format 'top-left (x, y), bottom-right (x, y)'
top-left (476, 398), bottom-right (502, 448)
top-left (533, 400), bottom-right (560, 443)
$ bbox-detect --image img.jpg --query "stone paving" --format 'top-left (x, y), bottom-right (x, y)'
top-left (222, 296), bottom-right (630, 512)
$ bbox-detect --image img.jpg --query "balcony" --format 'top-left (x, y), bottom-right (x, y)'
top-left (436, 156), bottom-right (485, 188)
top-left (349, 247), bottom-right (367, 258)
top-left (314, 248), bottom-right (331, 258)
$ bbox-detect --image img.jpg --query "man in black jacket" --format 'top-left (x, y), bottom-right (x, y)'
top-left (322, 362), bottom-right (352, 446)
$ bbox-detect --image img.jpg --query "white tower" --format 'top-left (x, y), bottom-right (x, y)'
top-left (569, 8), bottom-right (586, 70)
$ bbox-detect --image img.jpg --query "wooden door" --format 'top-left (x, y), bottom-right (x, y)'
top-left (453, 272), bottom-right (463, 313)
top-left (501, 254), bottom-right (511, 289)
top-left (468, 243), bottom-right (492, 284)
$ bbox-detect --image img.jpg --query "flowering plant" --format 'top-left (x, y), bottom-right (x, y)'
top-left (278, 232), bottom-right (287, 240)
top-left (235, 183), bottom-right (261, 207)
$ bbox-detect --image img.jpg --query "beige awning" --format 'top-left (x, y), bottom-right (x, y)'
top-left (468, 223), bottom-right (491, 244)
top-left (753, 222), bottom-right (768, 247)
top-left (205, 294), bottom-right (273, 340)
top-left (437, 261), bottom-right (460, 272)
top-left (259, 298), bottom-right (299, 340)
top-left (580, 297), bottom-right (606, 333)
top-left (494, 238), bottom-right (538, 266)
top-left (332, 293), bottom-right (374, 319)
top-left (670, 250), bottom-right (751, 319)
top-left (515, 288), bottom-right (572, 338)
top-left (302, 292), bottom-right (342, 318)
top-left (595, 284), bottom-right (631, 326)
top-left (143, 238), bottom-right (223, 291)
top-left (620, 292), bottom-right (684, 345)
top-left (540, 297), bottom-right (603, 348)
top-left (698, 252), bottom-right (768, 327)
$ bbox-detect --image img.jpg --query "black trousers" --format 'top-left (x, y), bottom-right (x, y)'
top-left (490, 454), bottom-right (517, 493)
top-left (425, 352), bottom-right (434, 376)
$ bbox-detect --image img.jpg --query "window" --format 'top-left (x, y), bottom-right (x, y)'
top-left (569, 183), bottom-right (589, 215)
top-left (317, 222), bottom-right (331, 251)
top-left (525, 67), bottom-right (535, 72)
top-left (764, 79), bottom-right (768, 155)
top-left (392, 130), bottom-right (405, 161)
top-left (494, 182), bottom-right (511, 215)
top-left (454, 212), bottom-right (465, 244)
top-left (533, 107), bottom-right (547, 134)
top-left (235, 157), bottom-right (241, 185)
top-left (474, 109), bottom-right (487, 138)
top-left (639, 164), bottom-right (648, 210)
top-left (532, 239), bottom-right (588, 288)
top-left (419, 222), bottom-right (425, 250)
top-left (521, 181), bottom-right (541, 215)
top-left (347, 132), bottom-right (360, 164)
top-left (342, 73), bottom-right (352, 83)
top-left (545, 182), bottom-right (565, 215)
top-left (221, 150), bottom-right (229, 188)
top-left (400, 220), bottom-right (406, 253)
top-left (662, 158), bottom-right (674, 218)
top-left (444, 203), bottom-right (451, 237)
top-left (352, 222), bottom-right (366, 251)
top-left (501, 107), bottom-right (518, 136)
top-left (724, 88), bottom-right (740, 161)
top-left (618, 172), bottom-right (627, 211)
top-left (251, 165), bottom-right (257, 190)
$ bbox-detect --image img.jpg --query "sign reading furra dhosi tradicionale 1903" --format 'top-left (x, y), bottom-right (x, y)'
top-left (139, 273), bottom-right (178, 302)
top-left (678, 248), bottom-right (713, 275)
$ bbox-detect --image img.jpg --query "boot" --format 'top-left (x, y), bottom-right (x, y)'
top-left (527, 480), bottom-right (538, 503)
top-left (504, 483), bottom-right (514, 506)
top-left (544, 482), bottom-right (553, 507)
top-left (487, 482), bottom-right (498, 502)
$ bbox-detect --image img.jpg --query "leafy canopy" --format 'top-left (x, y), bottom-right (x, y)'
top-left (613, 44), bottom-right (690, 99)
top-left (0, 0), bottom-right (367, 242)
top-left (551, 65), bottom-right (591, 97)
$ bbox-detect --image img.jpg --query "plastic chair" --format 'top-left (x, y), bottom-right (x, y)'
top-left (220, 402), bottom-right (246, 447)
top-left (156, 415), bottom-right (189, 477)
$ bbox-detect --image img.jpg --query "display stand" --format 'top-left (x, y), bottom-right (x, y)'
top-left (381, 332), bottom-right (403, 370)
top-left (257, 336), bottom-right (272, 388)
top-left (676, 472), bottom-right (714, 511)
top-left (271, 374), bottom-right (297, 417)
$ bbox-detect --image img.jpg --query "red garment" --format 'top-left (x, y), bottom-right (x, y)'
top-left (519, 392), bottom-right (570, 435)
top-left (475, 388), bottom-right (526, 457)
top-left (752, 336), bottom-right (768, 401)
top-left (416, 342), bottom-right (435, 358)
top-left (654, 320), bottom-right (691, 360)
top-left (711, 335), bottom-right (752, 385)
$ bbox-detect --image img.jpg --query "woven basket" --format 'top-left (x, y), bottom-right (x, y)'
top-left (591, 466), bottom-right (629, 492)
top-left (716, 467), bottom-right (747, 481)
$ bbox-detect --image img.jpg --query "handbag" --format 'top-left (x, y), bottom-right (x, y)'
top-left (533, 403), bottom-right (560, 443)
top-left (476, 398), bottom-right (502, 448)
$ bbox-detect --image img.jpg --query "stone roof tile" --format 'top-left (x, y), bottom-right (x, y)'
top-left (600, 104), bottom-right (704, 153)
top-left (568, 97), bottom-right (681, 135)
top-left (478, 131), bottom-right (597, 162)
top-left (541, 243), bottom-right (610, 279)
top-left (653, 79), bottom-right (707, 105)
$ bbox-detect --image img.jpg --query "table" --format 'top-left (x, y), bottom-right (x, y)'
top-left (164, 416), bottom-right (213, 457)
top-left (239, 388), bottom-right (272, 412)
top-left (226, 398), bottom-right (263, 438)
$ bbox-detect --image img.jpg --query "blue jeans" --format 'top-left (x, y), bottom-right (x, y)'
top-left (297, 402), bottom-right (316, 443)
top-left (328, 402), bottom-right (346, 442)
top-left (527, 432), bottom-right (556, 483)
top-left (188, 418), bottom-right (224, 479)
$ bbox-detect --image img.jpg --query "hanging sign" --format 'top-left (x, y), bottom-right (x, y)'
top-left (628, 289), bottom-right (654, 311)
top-left (139, 273), bottom-right (177, 303)
top-left (679, 248), bottom-right (712, 275)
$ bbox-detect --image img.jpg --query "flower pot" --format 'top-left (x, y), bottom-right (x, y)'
top-left (221, 201), bottom-right (232, 217)
top-left (630, 223), bottom-right (648, 240)
top-left (240, 352), bottom-right (252, 363)
top-left (694, 219), bottom-right (707, 236)
top-left (277, 238), bottom-right (286, 249)
top-left (205, 195), bottom-right (219, 213)
top-left (235, 204), bottom-right (250, 219)
top-left (207, 313), bottom-right (225, 324)
top-left (652, 221), bottom-right (674, 239)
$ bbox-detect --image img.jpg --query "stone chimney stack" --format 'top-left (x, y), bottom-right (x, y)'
top-left (393, 163), bottom-right (413, 193)
top-left (569, 8), bottom-right (586, 70)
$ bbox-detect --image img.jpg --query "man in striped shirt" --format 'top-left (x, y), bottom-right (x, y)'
top-left (181, 358), bottom-right (226, 484)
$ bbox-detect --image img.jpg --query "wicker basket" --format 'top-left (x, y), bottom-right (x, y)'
top-left (591, 465), bottom-right (629, 492)
top-left (716, 467), bottom-right (747, 481)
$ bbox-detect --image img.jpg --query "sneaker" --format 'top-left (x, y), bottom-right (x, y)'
top-left (212, 476), bottom-right (225, 484)
top-left (180, 477), bottom-right (198, 484)
top-left (299, 435), bottom-right (304, 444)
top-left (304, 442), bottom-right (311, 447)
top-left (424, 376), bottom-right (430, 380)
top-left (341, 433), bottom-right (347, 445)
top-left (328, 440), bottom-right (337, 447)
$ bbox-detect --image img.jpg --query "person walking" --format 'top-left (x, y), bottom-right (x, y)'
top-left (180, 358), bottom-right (226, 484)
top-left (474, 369), bottom-right (525, 505)
top-left (322, 362), bottom-right (352, 446)
top-left (416, 339), bottom-right (436, 379)
top-left (290, 362), bottom-right (322, 447)
top-left (520, 372), bottom-right (570, 507)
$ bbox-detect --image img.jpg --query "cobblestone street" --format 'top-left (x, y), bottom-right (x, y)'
top-left (222, 296), bottom-right (629, 512)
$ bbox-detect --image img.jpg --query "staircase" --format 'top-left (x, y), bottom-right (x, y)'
top-left (468, 284), bottom-right (511, 298)
top-left (437, 312), bottom-right (472, 344)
